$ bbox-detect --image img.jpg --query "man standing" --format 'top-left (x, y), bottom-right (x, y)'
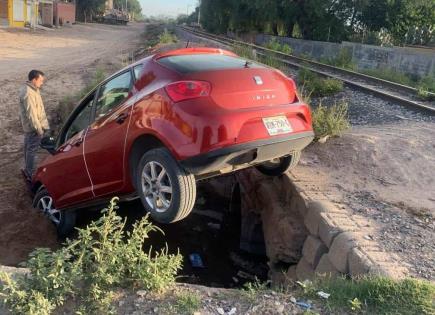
top-left (19, 70), bottom-right (50, 181)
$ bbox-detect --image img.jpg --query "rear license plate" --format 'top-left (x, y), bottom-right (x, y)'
top-left (262, 116), bottom-right (293, 136)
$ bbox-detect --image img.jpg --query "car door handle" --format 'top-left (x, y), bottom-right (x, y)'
top-left (115, 113), bottom-right (129, 124)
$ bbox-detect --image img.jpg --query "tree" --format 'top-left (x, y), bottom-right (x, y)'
top-left (76, 0), bottom-right (106, 22)
top-left (196, 0), bottom-right (434, 45)
top-left (114, 0), bottom-right (143, 20)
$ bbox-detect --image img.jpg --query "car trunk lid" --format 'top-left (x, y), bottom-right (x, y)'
top-left (185, 68), bottom-right (297, 109)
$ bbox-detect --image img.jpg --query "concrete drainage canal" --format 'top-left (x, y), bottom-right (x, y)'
top-left (78, 167), bottom-right (407, 288)
top-left (2, 168), bottom-right (408, 289)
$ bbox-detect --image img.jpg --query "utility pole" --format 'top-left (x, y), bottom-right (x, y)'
top-left (197, 0), bottom-right (201, 26)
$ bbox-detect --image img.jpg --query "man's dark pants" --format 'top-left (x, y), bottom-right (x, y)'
top-left (24, 131), bottom-right (41, 178)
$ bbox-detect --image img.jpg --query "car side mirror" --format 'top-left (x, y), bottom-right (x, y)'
top-left (40, 136), bottom-right (56, 154)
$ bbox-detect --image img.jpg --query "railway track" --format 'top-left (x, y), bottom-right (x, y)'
top-left (179, 26), bottom-right (435, 115)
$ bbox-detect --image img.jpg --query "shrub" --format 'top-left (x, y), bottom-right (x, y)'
top-left (260, 54), bottom-right (283, 70)
top-left (233, 44), bottom-right (256, 60)
top-left (360, 68), bottom-right (415, 87)
top-left (264, 38), bottom-right (282, 51)
top-left (158, 29), bottom-right (178, 44)
top-left (417, 87), bottom-right (432, 101)
top-left (416, 75), bottom-right (435, 100)
top-left (312, 78), bottom-right (343, 96)
top-left (418, 75), bottom-right (435, 93)
top-left (312, 101), bottom-right (350, 139)
top-left (323, 48), bottom-right (356, 70)
top-left (264, 38), bottom-right (293, 55)
top-left (0, 198), bottom-right (183, 314)
top-left (174, 291), bottom-right (201, 314)
top-left (298, 68), bottom-right (343, 97)
top-left (281, 44), bottom-right (293, 55)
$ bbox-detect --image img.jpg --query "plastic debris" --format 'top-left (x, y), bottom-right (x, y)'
top-left (189, 253), bottom-right (205, 268)
top-left (228, 307), bottom-right (237, 315)
top-left (317, 291), bottom-right (330, 299)
top-left (296, 300), bottom-right (312, 310)
top-left (217, 307), bottom-right (225, 315)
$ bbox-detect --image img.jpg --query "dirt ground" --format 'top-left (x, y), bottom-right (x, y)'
top-left (0, 23), bottom-right (145, 265)
top-left (293, 122), bottom-right (435, 280)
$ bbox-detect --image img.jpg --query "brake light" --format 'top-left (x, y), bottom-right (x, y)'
top-left (165, 81), bottom-right (211, 102)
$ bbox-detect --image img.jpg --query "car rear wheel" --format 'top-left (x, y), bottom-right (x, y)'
top-left (136, 148), bottom-right (197, 223)
top-left (255, 151), bottom-right (301, 176)
top-left (32, 187), bottom-right (77, 238)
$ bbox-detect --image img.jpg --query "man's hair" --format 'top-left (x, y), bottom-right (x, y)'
top-left (28, 70), bottom-right (44, 81)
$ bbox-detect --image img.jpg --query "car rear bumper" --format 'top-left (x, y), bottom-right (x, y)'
top-left (180, 131), bottom-right (314, 178)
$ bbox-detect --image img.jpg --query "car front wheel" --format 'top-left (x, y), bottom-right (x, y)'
top-left (32, 187), bottom-right (77, 238)
top-left (136, 148), bottom-right (197, 223)
top-left (255, 151), bottom-right (301, 176)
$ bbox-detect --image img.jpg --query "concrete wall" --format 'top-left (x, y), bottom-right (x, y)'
top-left (234, 169), bottom-right (409, 284)
top-left (254, 34), bottom-right (435, 79)
top-left (54, 2), bottom-right (75, 25)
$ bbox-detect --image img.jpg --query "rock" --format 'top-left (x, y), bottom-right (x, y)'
top-left (296, 257), bottom-right (314, 281)
top-left (276, 304), bottom-right (285, 313)
top-left (328, 232), bottom-right (359, 273)
top-left (302, 236), bottom-right (328, 268)
top-left (217, 307), bottom-right (225, 315)
top-left (136, 290), bottom-right (147, 297)
top-left (315, 254), bottom-right (340, 278)
top-left (348, 248), bottom-right (372, 277)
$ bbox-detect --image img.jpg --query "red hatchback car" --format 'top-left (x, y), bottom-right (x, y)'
top-left (32, 47), bottom-right (314, 236)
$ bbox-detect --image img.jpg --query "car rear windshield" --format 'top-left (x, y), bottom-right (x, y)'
top-left (157, 54), bottom-right (264, 74)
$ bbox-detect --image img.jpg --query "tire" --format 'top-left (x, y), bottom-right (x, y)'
top-left (136, 148), bottom-right (197, 223)
top-left (255, 151), bottom-right (301, 176)
top-left (32, 187), bottom-right (77, 238)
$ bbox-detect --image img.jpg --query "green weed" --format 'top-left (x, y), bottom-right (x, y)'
top-left (158, 29), bottom-right (178, 44)
top-left (298, 68), bottom-right (343, 97)
top-left (306, 277), bottom-right (435, 315)
top-left (312, 101), bottom-right (350, 139)
top-left (174, 291), bottom-right (201, 314)
top-left (264, 38), bottom-right (293, 55)
top-left (360, 68), bottom-right (415, 87)
top-left (0, 198), bottom-right (182, 314)
top-left (233, 44), bottom-right (257, 60)
top-left (322, 48), bottom-right (356, 70)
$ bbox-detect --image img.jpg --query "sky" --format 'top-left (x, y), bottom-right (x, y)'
top-left (139, 0), bottom-right (198, 17)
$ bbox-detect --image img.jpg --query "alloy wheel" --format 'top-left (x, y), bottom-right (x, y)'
top-left (37, 196), bottom-right (61, 225)
top-left (141, 161), bottom-right (173, 213)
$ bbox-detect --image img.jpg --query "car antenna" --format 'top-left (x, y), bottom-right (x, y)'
top-left (186, 41), bottom-right (190, 48)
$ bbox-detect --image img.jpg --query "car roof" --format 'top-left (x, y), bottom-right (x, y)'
top-left (154, 47), bottom-right (237, 60)
top-left (104, 48), bottom-right (238, 81)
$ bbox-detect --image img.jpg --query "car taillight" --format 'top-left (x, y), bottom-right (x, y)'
top-left (165, 81), bottom-right (211, 102)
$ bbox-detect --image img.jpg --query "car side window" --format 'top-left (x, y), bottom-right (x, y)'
top-left (64, 94), bottom-right (94, 143)
top-left (133, 64), bottom-right (143, 81)
top-left (95, 71), bottom-right (132, 119)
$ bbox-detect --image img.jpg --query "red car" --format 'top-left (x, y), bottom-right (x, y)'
top-left (32, 47), bottom-right (314, 236)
